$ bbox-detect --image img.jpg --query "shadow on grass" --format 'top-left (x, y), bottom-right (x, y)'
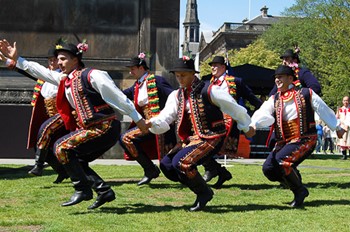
top-left (304, 199), bottom-right (350, 207)
top-left (108, 180), bottom-right (186, 189)
top-left (306, 181), bottom-right (350, 189)
top-left (73, 203), bottom-right (293, 215)
top-left (210, 182), bottom-right (350, 190)
top-left (210, 183), bottom-right (275, 190)
top-left (74, 199), bottom-right (350, 215)
top-left (0, 165), bottom-right (60, 180)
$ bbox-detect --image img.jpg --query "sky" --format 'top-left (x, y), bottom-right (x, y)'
top-left (179, 0), bottom-right (296, 45)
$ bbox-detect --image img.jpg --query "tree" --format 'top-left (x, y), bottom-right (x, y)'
top-left (260, 0), bottom-right (350, 109)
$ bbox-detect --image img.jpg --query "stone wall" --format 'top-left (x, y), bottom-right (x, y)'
top-left (0, 0), bottom-right (180, 158)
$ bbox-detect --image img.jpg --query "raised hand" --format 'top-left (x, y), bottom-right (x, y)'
top-left (0, 52), bottom-right (7, 61)
top-left (0, 40), bottom-right (17, 61)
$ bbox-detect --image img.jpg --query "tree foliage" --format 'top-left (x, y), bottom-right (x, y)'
top-left (201, 0), bottom-right (350, 109)
top-left (261, 0), bottom-right (350, 109)
top-left (199, 39), bottom-right (280, 77)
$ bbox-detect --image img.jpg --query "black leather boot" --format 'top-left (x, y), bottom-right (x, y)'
top-left (81, 164), bottom-right (116, 210)
top-left (88, 184), bottom-right (115, 210)
top-left (212, 166), bottom-right (232, 189)
top-left (186, 172), bottom-right (214, 212)
top-left (61, 154), bottom-right (93, 207)
top-left (202, 158), bottom-right (220, 182)
top-left (342, 150), bottom-right (347, 160)
top-left (135, 154), bottom-right (160, 186)
top-left (45, 153), bottom-right (69, 184)
top-left (283, 169), bottom-right (309, 207)
top-left (28, 149), bottom-right (48, 176)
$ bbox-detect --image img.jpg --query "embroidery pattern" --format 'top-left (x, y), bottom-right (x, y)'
top-left (146, 74), bottom-right (160, 116)
top-left (55, 121), bottom-right (111, 164)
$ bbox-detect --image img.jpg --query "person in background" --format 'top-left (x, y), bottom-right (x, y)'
top-left (269, 48), bottom-right (321, 96)
top-left (120, 54), bottom-right (176, 186)
top-left (201, 56), bottom-right (262, 188)
top-left (323, 124), bottom-right (334, 154)
top-left (315, 120), bottom-right (323, 154)
top-left (336, 96), bottom-right (350, 160)
top-left (27, 48), bottom-right (69, 183)
top-left (1, 47), bottom-right (68, 184)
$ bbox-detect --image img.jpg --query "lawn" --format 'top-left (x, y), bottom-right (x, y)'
top-left (1, 158), bottom-right (350, 232)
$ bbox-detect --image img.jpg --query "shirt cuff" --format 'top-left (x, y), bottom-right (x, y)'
top-left (128, 110), bottom-right (143, 123)
top-left (149, 118), bottom-right (170, 134)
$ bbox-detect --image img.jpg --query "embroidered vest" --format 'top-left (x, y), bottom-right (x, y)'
top-left (274, 88), bottom-right (316, 142)
top-left (69, 68), bottom-right (117, 128)
top-left (176, 79), bottom-right (226, 141)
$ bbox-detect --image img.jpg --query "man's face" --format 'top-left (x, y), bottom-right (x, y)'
top-left (282, 56), bottom-right (293, 66)
top-left (57, 51), bottom-right (78, 74)
top-left (211, 63), bottom-right (226, 78)
top-left (48, 56), bottom-right (58, 71)
top-left (175, 71), bottom-right (195, 88)
top-left (343, 96), bottom-right (349, 107)
top-left (129, 66), bottom-right (145, 78)
top-left (275, 74), bottom-right (293, 92)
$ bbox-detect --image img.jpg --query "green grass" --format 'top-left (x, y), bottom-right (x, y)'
top-left (1, 159), bottom-right (350, 232)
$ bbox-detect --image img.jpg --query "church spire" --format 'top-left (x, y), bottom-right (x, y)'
top-left (182, 0), bottom-right (200, 57)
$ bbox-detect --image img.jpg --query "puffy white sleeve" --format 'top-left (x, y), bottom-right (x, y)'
top-left (89, 69), bottom-right (143, 123)
top-left (311, 90), bottom-right (340, 131)
top-left (210, 85), bottom-right (251, 133)
top-left (16, 57), bottom-right (61, 85)
top-left (149, 90), bottom-right (179, 134)
top-left (250, 96), bottom-right (275, 129)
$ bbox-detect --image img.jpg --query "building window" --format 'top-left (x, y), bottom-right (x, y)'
top-left (190, 28), bottom-right (194, 42)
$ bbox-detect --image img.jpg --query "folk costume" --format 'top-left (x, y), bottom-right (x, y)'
top-left (267, 49), bottom-right (322, 153)
top-left (5, 48), bottom-right (68, 183)
top-left (336, 105), bottom-right (350, 159)
top-left (201, 56), bottom-right (262, 189)
top-left (149, 58), bottom-right (251, 211)
top-left (120, 57), bottom-right (176, 185)
top-left (15, 42), bottom-right (143, 209)
top-left (251, 65), bottom-right (341, 207)
top-left (27, 80), bottom-right (69, 183)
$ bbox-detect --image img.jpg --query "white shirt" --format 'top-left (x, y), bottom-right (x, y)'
top-left (137, 72), bottom-right (149, 107)
top-left (16, 57), bottom-right (142, 123)
top-left (149, 80), bottom-right (251, 134)
top-left (250, 89), bottom-right (340, 131)
top-left (40, 82), bottom-right (58, 99)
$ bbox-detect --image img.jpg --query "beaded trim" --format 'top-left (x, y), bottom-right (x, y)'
top-left (31, 79), bottom-right (45, 106)
top-left (210, 75), bottom-right (237, 99)
top-left (224, 75), bottom-right (237, 99)
top-left (146, 74), bottom-right (160, 116)
top-left (292, 67), bottom-right (302, 89)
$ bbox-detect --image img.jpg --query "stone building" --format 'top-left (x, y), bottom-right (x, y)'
top-left (198, 6), bottom-right (282, 62)
top-left (0, 0), bottom-right (180, 158)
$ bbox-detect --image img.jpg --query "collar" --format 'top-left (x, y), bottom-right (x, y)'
top-left (138, 72), bottom-right (149, 84)
top-left (278, 83), bottom-right (295, 94)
